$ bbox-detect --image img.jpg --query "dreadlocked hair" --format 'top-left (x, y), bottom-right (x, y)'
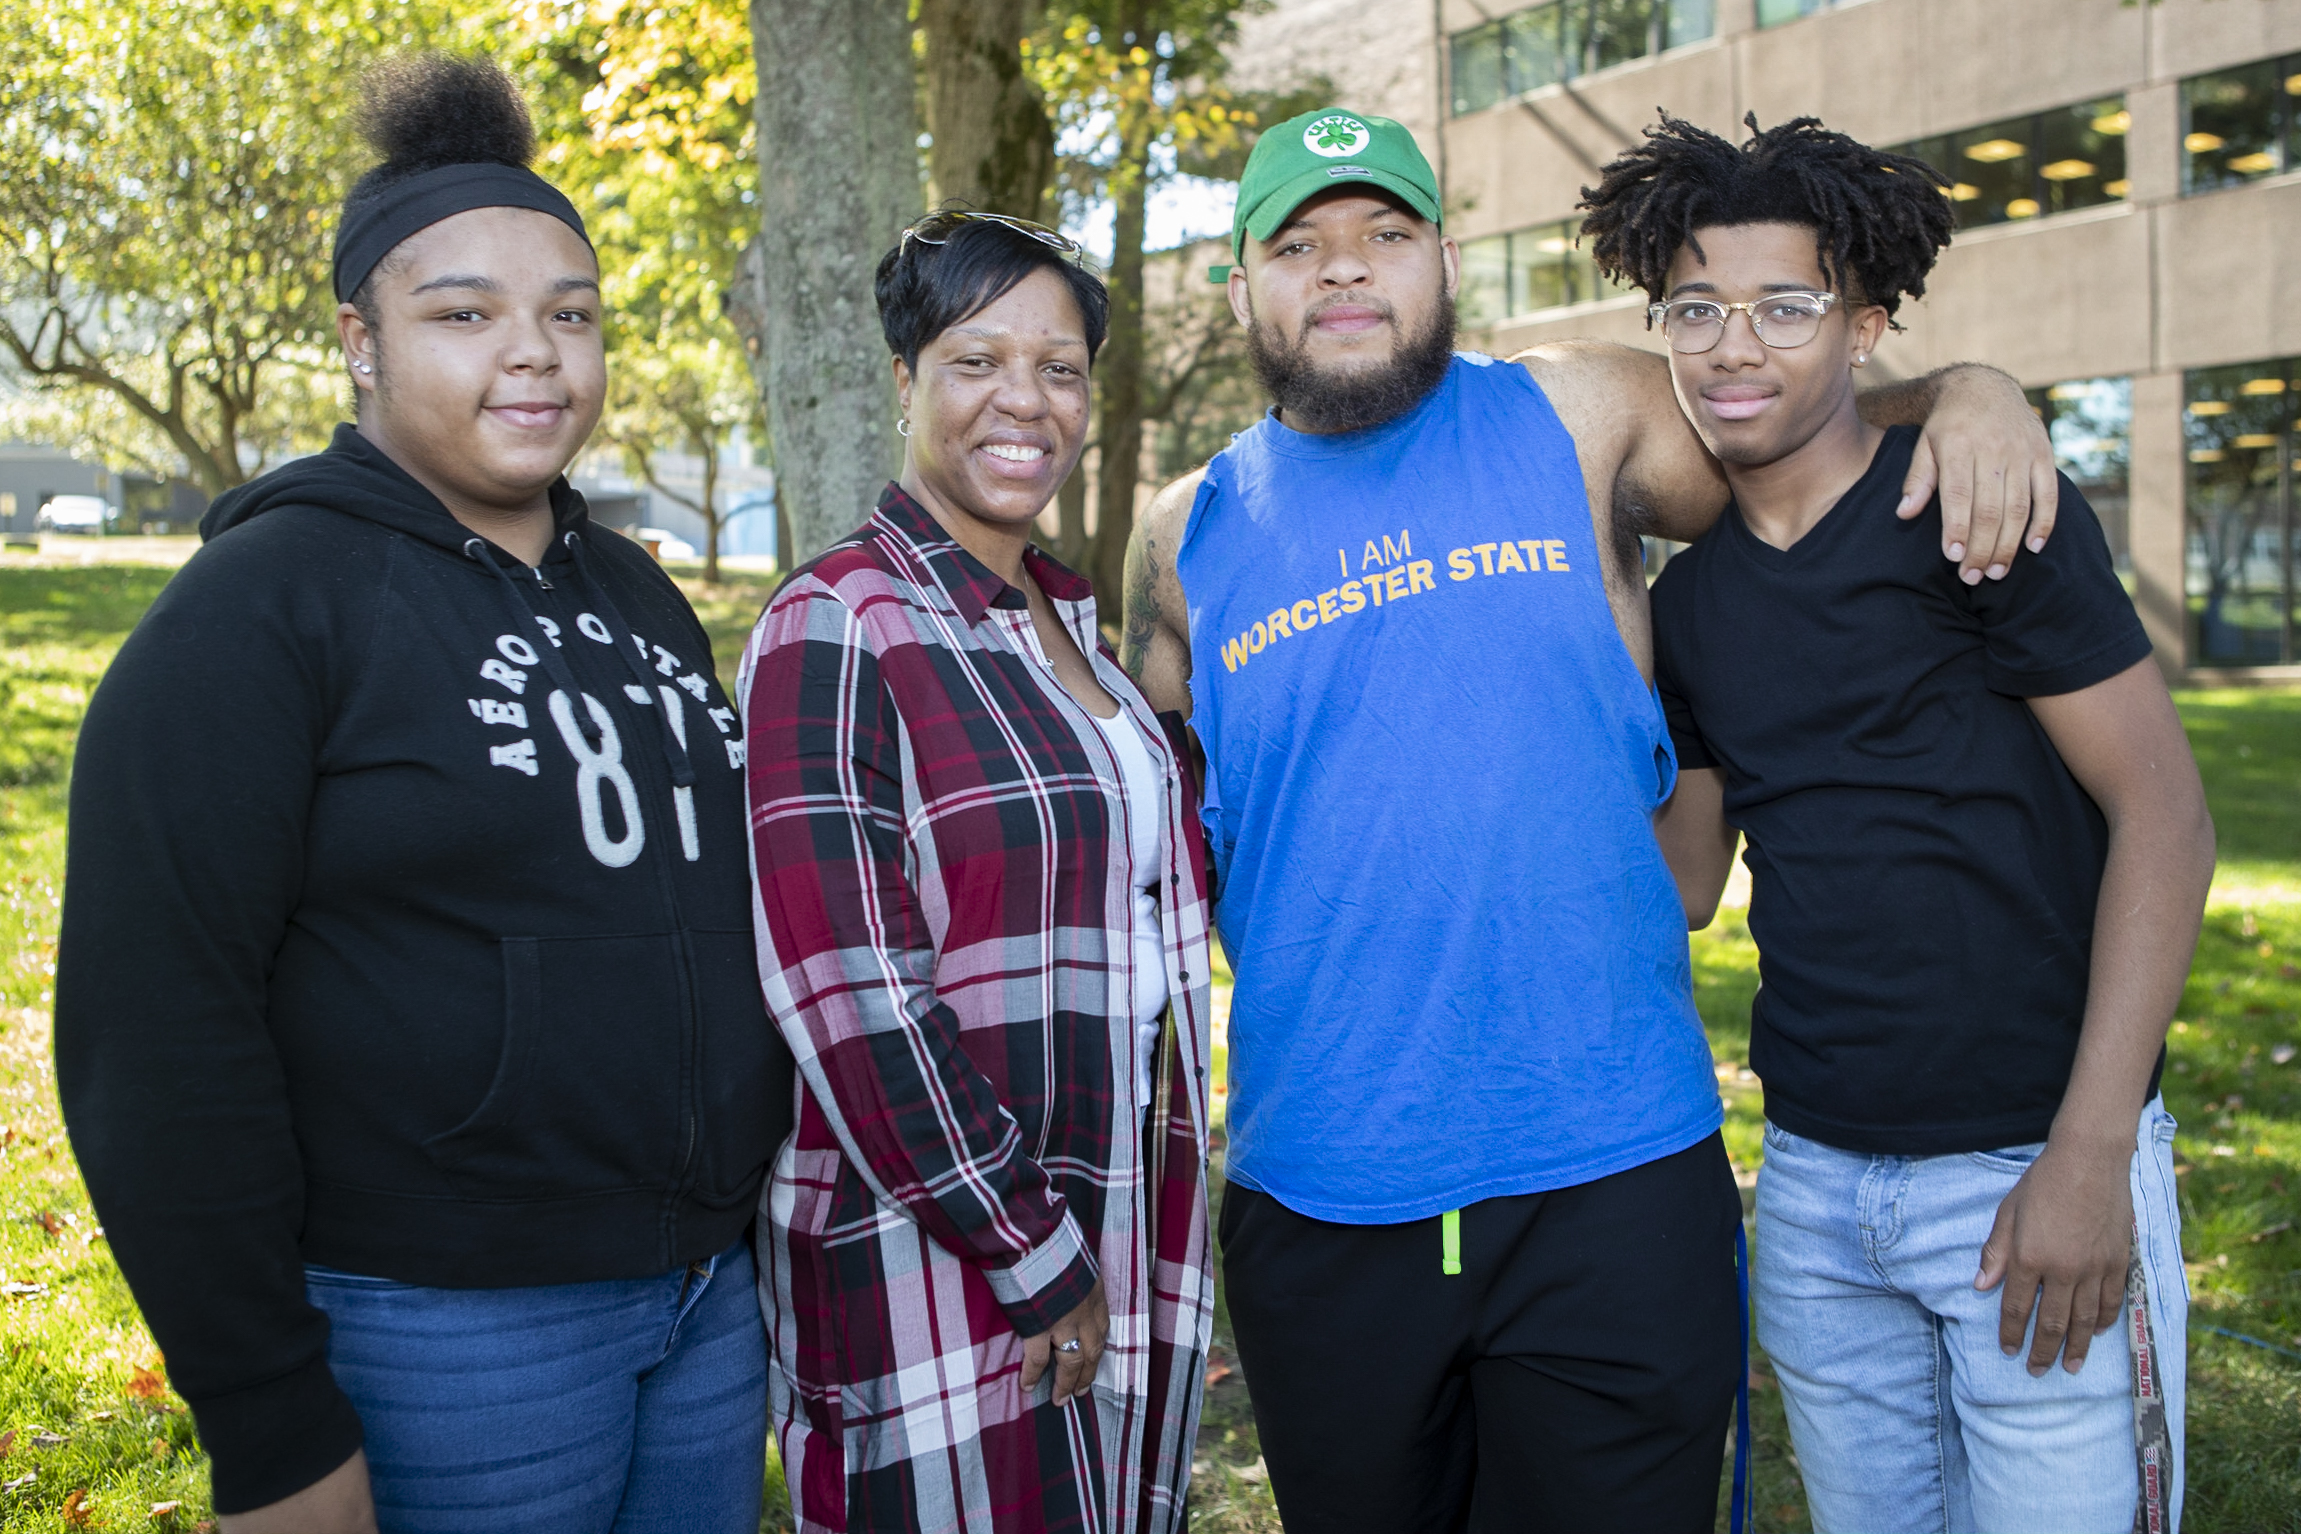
top-left (1578, 113), bottom-right (1954, 329)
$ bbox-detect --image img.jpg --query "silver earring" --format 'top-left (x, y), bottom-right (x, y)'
top-left (1854, 354), bottom-right (1867, 366)
top-left (896, 418), bottom-right (911, 437)
top-left (353, 360), bottom-right (374, 375)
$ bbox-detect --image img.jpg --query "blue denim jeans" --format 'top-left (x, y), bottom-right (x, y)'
top-left (1753, 1100), bottom-right (2186, 1534)
top-left (304, 1239), bottom-right (767, 1534)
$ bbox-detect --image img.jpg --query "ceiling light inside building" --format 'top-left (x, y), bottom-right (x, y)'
top-left (1534, 238), bottom-right (1571, 254)
top-left (2240, 378), bottom-right (2288, 395)
top-left (2185, 132), bottom-right (2226, 153)
top-left (1964, 138), bottom-right (2027, 163)
top-left (2227, 151), bottom-right (2280, 174)
top-left (2048, 382), bottom-right (2092, 401)
top-left (2040, 159), bottom-right (2096, 181)
top-left (2005, 198), bottom-right (2041, 218)
top-left (2189, 449), bottom-right (2226, 462)
top-left (2091, 110), bottom-right (2131, 135)
top-left (2104, 179), bottom-right (2131, 198)
top-left (2234, 434), bottom-right (2280, 449)
top-left (2188, 400), bottom-right (2234, 416)
top-left (1948, 183), bottom-right (1981, 201)
top-left (2287, 74), bottom-right (2301, 95)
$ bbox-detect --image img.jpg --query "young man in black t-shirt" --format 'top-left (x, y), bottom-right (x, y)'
top-left (1580, 117), bottom-right (2216, 1533)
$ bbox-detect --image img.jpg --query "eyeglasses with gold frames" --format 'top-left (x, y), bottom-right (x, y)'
top-left (1647, 292), bottom-right (1840, 355)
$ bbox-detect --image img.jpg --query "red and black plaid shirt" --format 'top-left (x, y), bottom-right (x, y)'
top-left (741, 486), bottom-right (1215, 1534)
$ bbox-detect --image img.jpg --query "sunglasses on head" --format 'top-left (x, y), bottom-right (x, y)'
top-left (899, 210), bottom-right (1085, 259)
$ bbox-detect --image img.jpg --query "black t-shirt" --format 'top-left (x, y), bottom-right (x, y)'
top-left (1651, 425), bottom-right (2154, 1155)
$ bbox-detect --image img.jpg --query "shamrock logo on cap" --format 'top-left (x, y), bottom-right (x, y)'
top-left (1303, 114), bottom-right (1371, 158)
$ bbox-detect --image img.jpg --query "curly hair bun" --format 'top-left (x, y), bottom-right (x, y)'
top-left (355, 54), bottom-right (535, 174)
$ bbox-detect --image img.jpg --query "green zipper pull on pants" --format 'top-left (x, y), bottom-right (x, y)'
top-left (1441, 1208), bottom-right (1462, 1275)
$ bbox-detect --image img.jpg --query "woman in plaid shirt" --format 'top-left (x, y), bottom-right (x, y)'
top-left (740, 212), bottom-right (1217, 1533)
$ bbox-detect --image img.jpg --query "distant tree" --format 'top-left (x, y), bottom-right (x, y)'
top-left (1030, 2), bottom-right (1256, 612)
top-left (522, 0), bottom-right (768, 581)
top-left (596, 338), bottom-right (763, 584)
top-left (0, 0), bottom-right (466, 492)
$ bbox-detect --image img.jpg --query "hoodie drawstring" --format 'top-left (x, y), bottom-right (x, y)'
top-left (466, 537), bottom-right (601, 745)
top-left (561, 530), bottom-right (697, 791)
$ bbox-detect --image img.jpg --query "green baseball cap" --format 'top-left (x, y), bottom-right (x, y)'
top-left (1214, 108), bottom-right (1442, 281)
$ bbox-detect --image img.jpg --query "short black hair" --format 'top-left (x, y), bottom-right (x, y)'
top-left (345, 55), bottom-right (537, 330)
top-left (875, 214), bottom-right (1110, 371)
top-left (1578, 113), bottom-right (1955, 327)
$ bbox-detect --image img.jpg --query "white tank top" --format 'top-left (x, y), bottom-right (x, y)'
top-left (1092, 708), bottom-right (1171, 1107)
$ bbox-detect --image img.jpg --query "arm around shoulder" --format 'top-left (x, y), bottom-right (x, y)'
top-left (1512, 341), bottom-right (1729, 546)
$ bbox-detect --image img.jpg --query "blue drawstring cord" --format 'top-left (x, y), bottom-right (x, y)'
top-left (1732, 1220), bottom-right (1752, 1534)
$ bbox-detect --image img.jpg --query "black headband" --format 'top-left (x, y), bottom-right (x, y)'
top-left (332, 162), bottom-right (591, 302)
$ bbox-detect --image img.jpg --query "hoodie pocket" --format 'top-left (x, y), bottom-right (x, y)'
top-left (422, 934), bottom-right (686, 1195)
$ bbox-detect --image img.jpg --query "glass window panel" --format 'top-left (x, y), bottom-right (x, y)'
top-left (1665, 0), bottom-right (1715, 48)
top-left (2182, 60), bottom-right (2281, 193)
top-left (1948, 116), bottom-right (2036, 228)
top-left (1585, 0), bottom-right (1657, 73)
top-left (1458, 235), bottom-right (1512, 327)
top-left (1506, 4), bottom-right (1569, 94)
top-left (2025, 377), bottom-right (2132, 570)
top-left (1756, 0), bottom-right (1828, 26)
top-left (2036, 98), bottom-right (2128, 213)
top-left (2185, 359), bottom-right (2298, 665)
top-left (1518, 224), bottom-right (1573, 313)
top-left (1451, 21), bottom-right (1504, 115)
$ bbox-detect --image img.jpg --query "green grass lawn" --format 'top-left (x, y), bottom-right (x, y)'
top-left (0, 559), bottom-right (2296, 1531)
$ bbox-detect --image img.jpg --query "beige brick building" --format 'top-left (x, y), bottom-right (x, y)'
top-left (1230, 0), bottom-right (2301, 678)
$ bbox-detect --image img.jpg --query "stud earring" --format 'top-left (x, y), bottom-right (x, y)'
top-left (353, 360), bottom-right (374, 375)
top-left (896, 418), bottom-right (911, 437)
top-left (1853, 353), bottom-right (1867, 367)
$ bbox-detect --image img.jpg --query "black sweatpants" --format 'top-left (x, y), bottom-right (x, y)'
top-left (1218, 1132), bottom-right (1743, 1534)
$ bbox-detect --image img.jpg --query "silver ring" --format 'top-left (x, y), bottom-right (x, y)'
top-left (1055, 1338), bottom-right (1083, 1353)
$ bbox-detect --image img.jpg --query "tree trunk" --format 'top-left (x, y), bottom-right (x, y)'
top-left (695, 427), bottom-right (722, 586)
top-left (745, 0), bottom-right (920, 564)
top-left (918, 0), bottom-right (1054, 221)
top-left (1089, 14), bottom-right (1155, 620)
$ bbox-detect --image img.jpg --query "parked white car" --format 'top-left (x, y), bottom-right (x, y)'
top-left (633, 526), bottom-right (697, 560)
top-left (37, 494), bottom-right (112, 534)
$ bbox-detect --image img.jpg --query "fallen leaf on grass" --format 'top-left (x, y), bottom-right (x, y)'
top-left (150, 1500), bottom-right (182, 1519)
top-left (125, 1367), bottom-right (167, 1401)
top-left (2251, 1221), bottom-right (2295, 1243)
top-left (1, 1282), bottom-right (47, 1298)
top-left (31, 1433), bottom-right (67, 1448)
top-left (89, 1411), bottom-right (113, 1421)
top-left (35, 1212), bottom-right (62, 1237)
top-left (0, 1430), bottom-right (11, 1458)
top-left (2273, 1043), bottom-right (2296, 1066)
top-left (1233, 1456), bottom-right (1268, 1484)
top-left (61, 1486), bottom-right (89, 1525)
top-left (2, 1469), bottom-right (33, 1492)
top-left (1204, 1360), bottom-right (1233, 1386)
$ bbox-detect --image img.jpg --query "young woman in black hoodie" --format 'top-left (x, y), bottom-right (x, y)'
top-left (55, 56), bottom-right (792, 1534)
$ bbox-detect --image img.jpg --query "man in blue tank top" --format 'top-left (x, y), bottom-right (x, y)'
top-left (1119, 107), bottom-right (2062, 1531)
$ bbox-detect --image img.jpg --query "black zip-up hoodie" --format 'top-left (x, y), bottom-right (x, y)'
top-left (55, 426), bottom-right (794, 1513)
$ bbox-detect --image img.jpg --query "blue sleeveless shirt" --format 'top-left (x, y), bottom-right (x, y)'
top-left (1179, 354), bottom-right (1721, 1222)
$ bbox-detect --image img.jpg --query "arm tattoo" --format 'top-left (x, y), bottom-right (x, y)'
top-left (1119, 531), bottom-right (1161, 683)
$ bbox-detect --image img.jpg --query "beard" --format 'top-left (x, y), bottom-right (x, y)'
top-left (1246, 287), bottom-right (1458, 436)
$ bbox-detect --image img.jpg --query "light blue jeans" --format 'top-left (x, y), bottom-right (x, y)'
top-left (305, 1239), bottom-right (767, 1534)
top-left (1753, 1100), bottom-right (2185, 1534)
